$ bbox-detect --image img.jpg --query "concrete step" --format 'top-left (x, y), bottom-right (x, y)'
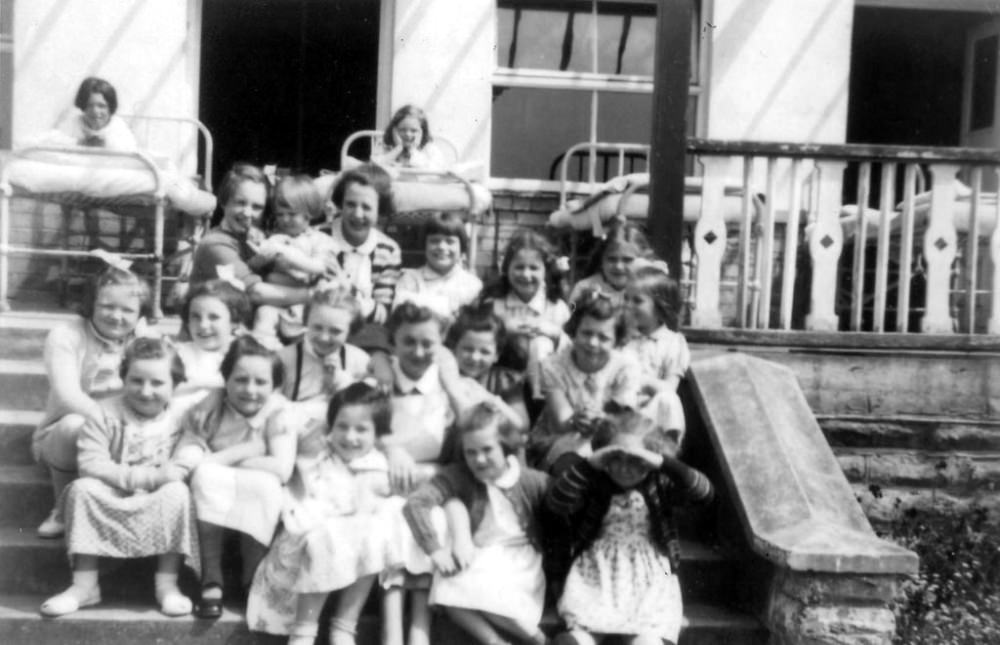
top-left (0, 527), bottom-right (743, 604)
top-left (0, 361), bottom-right (48, 412)
top-left (0, 593), bottom-right (767, 645)
top-left (0, 465), bottom-right (52, 528)
top-left (0, 411), bottom-right (43, 465)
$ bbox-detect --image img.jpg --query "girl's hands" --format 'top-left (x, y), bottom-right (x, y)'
top-left (430, 548), bottom-right (459, 576)
top-left (451, 538), bottom-right (476, 571)
top-left (321, 354), bottom-right (340, 393)
top-left (588, 445), bottom-right (664, 471)
top-left (386, 447), bottom-right (419, 494)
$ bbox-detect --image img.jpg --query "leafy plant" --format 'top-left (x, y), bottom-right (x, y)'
top-left (884, 506), bottom-right (1000, 644)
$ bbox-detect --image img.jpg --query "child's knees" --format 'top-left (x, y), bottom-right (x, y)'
top-left (33, 414), bottom-right (86, 470)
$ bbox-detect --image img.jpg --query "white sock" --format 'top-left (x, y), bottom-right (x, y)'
top-left (71, 569), bottom-right (99, 594)
top-left (154, 572), bottom-right (180, 603)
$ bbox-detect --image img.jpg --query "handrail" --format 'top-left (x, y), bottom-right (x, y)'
top-left (688, 137), bottom-right (1000, 164)
top-left (119, 114), bottom-right (214, 189)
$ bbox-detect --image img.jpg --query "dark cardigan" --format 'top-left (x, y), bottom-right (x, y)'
top-left (403, 460), bottom-right (550, 555)
top-left (543, 453), bottom-right (714, 574)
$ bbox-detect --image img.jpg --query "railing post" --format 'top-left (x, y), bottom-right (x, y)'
top-left (691, 156), bottom-right (730, 328)
top-left (921, 164), bottom-right (959, 333)
top-left (805, 160), bottom-right (846, 331)
top-left (990, 167), bottom-right (1000, 334)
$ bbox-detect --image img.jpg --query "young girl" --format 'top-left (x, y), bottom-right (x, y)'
top-left (253, 175), bottom-right (341, 343)
top-left (328, 164), bottom-right (403, 325)
top-left (568, 218), bottom-right (651, 308)
top-left (40, 337), bottom-right (195, 618)
top-left (376, 105), bottom-right (446, 170)
top-left (530, 289), bottom-right (640, 472)
top-left (278, 285), bottom-right (370, 406)
top-left (246, 382), bottom-right (400, 645)
top-left (394, 211), bottom-right (483, 319)
top-left (173, 278), bottom-right (251, 408)
top-left (446, 303), bottom-right (529, 435)
top-left (621, 264), bottom-right (689, 434)
top-left (173, 335), bottom-right (297, 619)
top-left (545, 411), bottom-right (714, 645)
top-left (33, 260), bottom-right (151, 539)
top-left (403, 401), bottom-right (549, 645)
top-left (487, 229), bottom-right (571, 400)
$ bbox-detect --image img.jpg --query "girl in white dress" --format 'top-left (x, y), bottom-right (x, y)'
top-left (621, 263), bottom-right (689, 435)
top-left (247, 381), bottom-right (400, 645)
top-left (173, 279), bottom-right (251, 409)
top-left (403, 401), bottom-right (549, 645)
top-left (40, 337), bottom-right (196, 617)
top-left (174, 335), bottom-right (297, 619)
top-left (545, 411), bottom-right (714, 645)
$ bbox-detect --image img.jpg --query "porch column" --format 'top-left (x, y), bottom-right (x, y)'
top-left (648, 0), bottom-right (693, 279)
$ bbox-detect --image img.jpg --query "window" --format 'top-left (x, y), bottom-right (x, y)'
top-left (970, 35), bottom-right (997, 131)
top-left (491, 0), bottom-right (703, 183)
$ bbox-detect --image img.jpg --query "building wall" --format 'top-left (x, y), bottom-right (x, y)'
top-left (11, 0), bottom-right (198, 146)
top-left (383, 0), bottom-right (495, 179)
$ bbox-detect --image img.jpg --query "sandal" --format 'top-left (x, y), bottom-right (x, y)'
top-left (194, 585), bottom-right (223, 620)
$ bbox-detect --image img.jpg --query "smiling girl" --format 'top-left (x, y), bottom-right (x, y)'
top-left (394, 211), bottom-right (482, 319)
top-left (174, 336), bottom-right (296, 619)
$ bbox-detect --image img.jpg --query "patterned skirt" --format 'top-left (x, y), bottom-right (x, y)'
top-left (63, 477), bottom-right (199, 570)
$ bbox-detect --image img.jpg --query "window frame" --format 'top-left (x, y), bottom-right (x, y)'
top-left (488, 0), bottom-right (709, 190)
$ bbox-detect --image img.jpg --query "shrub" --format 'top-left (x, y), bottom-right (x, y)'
top-left (884, 506), bottom-right (1000, 644)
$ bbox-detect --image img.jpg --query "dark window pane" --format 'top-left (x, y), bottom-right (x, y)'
top-left (971, 35), bottom-right (997, 131)
top-left (491, 86), bottom-right (592, 179)
top-left (497, 3), bottom-right (594, 73)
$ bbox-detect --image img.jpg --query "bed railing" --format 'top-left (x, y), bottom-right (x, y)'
top-left (681, 139), bottom-right (1000, 339)
top-left (120, 114), bottom-right (214, 190)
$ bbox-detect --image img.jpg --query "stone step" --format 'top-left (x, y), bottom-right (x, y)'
top-left (0, 594), bottom-right (767, 645)
top-left (0, 411), bottom-right (42, 465)
top-left (0, 361), bottom-right (48, 412)
top-left (0, 466), bottom-right (51, 528)
top-left (0, 527), bottom-right (743, 605)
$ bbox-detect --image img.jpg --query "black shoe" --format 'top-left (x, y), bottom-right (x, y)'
top-left (194, 585), bottom-right (223, 620)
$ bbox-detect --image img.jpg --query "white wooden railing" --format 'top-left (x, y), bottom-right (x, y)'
top-left (683, 140), bottom-right (1000, 337)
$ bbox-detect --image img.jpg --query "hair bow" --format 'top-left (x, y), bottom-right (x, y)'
top-left (634, 258), bottom-right (671, 276)
top-left (89, 248), bottom-right (132, 271)
top-left (215, 265), bottom-right (247, 292)
top-left (554, 256), bottom-right (571, 273)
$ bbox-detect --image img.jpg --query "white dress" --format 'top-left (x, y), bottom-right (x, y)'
top-left (429, 458), bottom-right (545, 629)
top-left (558, 490), bottom-right (683, 642)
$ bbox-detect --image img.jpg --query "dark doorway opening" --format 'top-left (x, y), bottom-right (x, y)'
top-left (199, 0), bottom-right (379, 184)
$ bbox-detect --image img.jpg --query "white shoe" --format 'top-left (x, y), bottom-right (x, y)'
top-left (37, 510), bottom-right (65, 539)
top-left (40, 585), bottom-right (101, 617)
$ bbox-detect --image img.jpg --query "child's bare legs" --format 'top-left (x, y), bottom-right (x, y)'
top-left (39, 554), bottom-right (100, 616)
top-left (155, 553), bottom-right (192, 616)
top-left (479, 611), bottom-right (546, 644)
top-left (330, 575), bottom-right (377, 645)
top-left (289, 591), bottom-right (327, 645)
top-left (408, 588), bottom-right (431, 645)
top-left (445, 607), bottom-right (513, 644)
top-left (552, 630), bottom-right (601, 645)
top-left (34, 414), bottom-right (86, 537)
top-left (627, 635), bottom-right (668, 645)
top-left (381, 585), bottom-right (404, 645)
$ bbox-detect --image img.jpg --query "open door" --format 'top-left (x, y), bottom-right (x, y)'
top-left (962, 18), bottom-right (1000, 155)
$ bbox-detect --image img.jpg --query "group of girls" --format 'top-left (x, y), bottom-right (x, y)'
top-left (28, 104), bottom-right (713, 645)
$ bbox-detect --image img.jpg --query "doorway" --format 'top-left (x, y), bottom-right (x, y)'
top-left (199, 0), bottom-right (380, 183)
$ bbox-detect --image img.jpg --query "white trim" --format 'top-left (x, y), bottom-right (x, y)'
top-left (376, 0), bottom-right (395, 128)
top-left (856, 0), bottom-right (1000, 11)
top-left (187, 0), bottom-right (203, 123)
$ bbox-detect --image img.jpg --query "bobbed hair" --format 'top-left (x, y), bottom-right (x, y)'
top-left (422, 211), bottom-right (470, 254)
top-left (488, 229), bottom-right (566, 302)
top-left (273, 174), bottom-right (324, 223)
top-left (220, 335), bottom-right (285, 390)
top-left (181, 279), bottom-right (252, 332)
top-left (564, 288), bottom-right (627, 343)
top-left (74, 77), bottom-right (118, 115)
top-left (212, 163), bottom-right (270, 229)
top-left (118, 336), bottom-right (186, 386)
top-left (80, 266), bottom-right (153, 322)
top-left (583, 217), bottom-right (652, 279)
top-left (630, 265), bottom-right (683, 331)
top-left (325, 380), bottom-right (392, 437)
top-left (303, 284), bottom-right (365, 337)
top-left (445, 302), bottom-right (506, 351)
top-left (459, 400), bottom-right (519, 458)
top-left (331, 163), bottom-right (395, 219)
top-left (383, 104), bottom-right (432, 149)
top-left (385, 300), bottom-right (445, 341)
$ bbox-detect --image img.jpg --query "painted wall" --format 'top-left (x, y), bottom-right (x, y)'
top-left (707, 0), bottom-right (854, 143)
top-left (383, 0), bottom-right (495, 179)
top-left (11, 0), bottom-right (198, 155)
